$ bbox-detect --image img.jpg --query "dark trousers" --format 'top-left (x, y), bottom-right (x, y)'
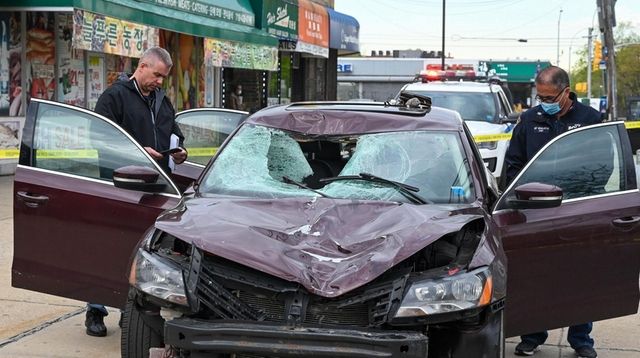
top-left (521, 322), bottom-right (594, 349)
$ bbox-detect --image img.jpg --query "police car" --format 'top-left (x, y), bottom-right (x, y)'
top-left (397, 80), bottom-right (519, 188)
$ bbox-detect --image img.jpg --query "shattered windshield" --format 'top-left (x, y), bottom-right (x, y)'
top-left (199, 124), bottom-right (474, 204)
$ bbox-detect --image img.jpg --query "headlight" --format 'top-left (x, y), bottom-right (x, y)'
top-left (395, 267), bottom-right (492, 317)
top-left (477, 141), bottom-right (498, 150)
top-left (129, 249), bottom-right (188, 306)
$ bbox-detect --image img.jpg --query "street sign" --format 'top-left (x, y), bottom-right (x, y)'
top-left (599, 60), bottom-right (607, 70)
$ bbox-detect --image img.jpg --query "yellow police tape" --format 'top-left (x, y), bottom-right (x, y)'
top-left (3, 124), bottom-right (640, 159)
top-left (473, 133), bottom-right (512, 143)
top-left (185, 147), bottom-right (219, 157)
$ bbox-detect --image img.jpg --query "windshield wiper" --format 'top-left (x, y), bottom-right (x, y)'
top-left (282, 176), bottom-right (333, 198)
top-left (320, 172), bottom-right (430, 204)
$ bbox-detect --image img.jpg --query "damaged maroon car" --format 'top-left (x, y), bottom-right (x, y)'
top-left (13, 99), bottom-right (640, 358)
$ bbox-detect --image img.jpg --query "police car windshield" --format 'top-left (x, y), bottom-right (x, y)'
top-left (409, 91), bottom-right (498, 123)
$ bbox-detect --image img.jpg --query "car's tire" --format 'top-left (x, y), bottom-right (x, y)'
top-left (121, 297), bottom-right (164, 358)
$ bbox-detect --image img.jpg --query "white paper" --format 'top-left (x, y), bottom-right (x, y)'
top-left (169, 133), bottom-right (179, 171)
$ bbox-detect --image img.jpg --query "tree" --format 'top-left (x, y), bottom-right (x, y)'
top-left (570, 21), bottom-right (640, 117)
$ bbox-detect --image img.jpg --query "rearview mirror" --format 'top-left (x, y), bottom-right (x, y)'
top-left (113, 166), bottom-right (167, 193)
top-left (506, 182), bottom-right (563, 209)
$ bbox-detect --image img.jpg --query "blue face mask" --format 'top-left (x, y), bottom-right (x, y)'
top-left (540, 101), bottom-right (561, 115)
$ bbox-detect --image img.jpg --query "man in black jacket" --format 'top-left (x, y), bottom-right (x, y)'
top-left (85, 47), bottom-right (187, 337)
top-left (506, 66), bottom-right (600, 358)
top-left (95, 46), bottom-right (187, 173)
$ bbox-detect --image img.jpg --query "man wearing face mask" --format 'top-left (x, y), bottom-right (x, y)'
top-left (505, 66), bottom-right (601, 358)
top-left (229, 84), bottom-right (244, 110)
top-left (505, 65), bottom-right (601, 186)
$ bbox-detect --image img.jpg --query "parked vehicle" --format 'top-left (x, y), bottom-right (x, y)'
top-left (13, 99), bottom-right (640, 358)
top-left (396, 81), bottom-right (519, 189)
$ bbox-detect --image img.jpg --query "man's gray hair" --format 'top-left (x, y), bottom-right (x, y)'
top-left (535, 65), bottom-right (569, 90)
top-left (140, 47), bottom-right (173, 68)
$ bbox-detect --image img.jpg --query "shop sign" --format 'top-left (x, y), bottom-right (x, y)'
top-left (337, 63), bottom-right (352, 73)
top-left (264, 0), bottom-right (298, 41)
top-left (328, 9), bottom-right (359, 52)
top-left (297, 0), bottom-right (329, 58)
top-left (479, 61), bottom-right (550, 82)
top-left (140, 0), bottom-right (255, 27)
top-left (204, 38), bottom-right (278, 71)
top-left (72, 9), bottom-right (159, 58)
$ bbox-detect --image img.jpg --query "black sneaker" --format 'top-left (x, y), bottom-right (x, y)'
top-left (515, 341), bottom-right (539, 356)
top-left (85, 308), bottom-right (107, 337)
top-left (575, 346), bottom-right (597, 358)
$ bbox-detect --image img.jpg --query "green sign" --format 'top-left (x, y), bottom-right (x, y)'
top-left (481, 61), bottom-right (551, 82)
top-left (263, 0), bottom-right (298, 40)
top-left (139, 0), bottom-right (255, 27)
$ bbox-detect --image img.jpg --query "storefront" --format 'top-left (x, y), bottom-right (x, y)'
top-left (0, 0), bottom-right (278, 172)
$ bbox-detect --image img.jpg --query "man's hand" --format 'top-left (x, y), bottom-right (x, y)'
top-left (144, 146), bottom-right (163, 160)
top-left (170, 148), bottom-right (188, 164)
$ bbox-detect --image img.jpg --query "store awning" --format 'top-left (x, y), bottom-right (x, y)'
top-left (327, 8), bottom-right (359, 55)
top-left (18, 0), bottom-right (278, 47)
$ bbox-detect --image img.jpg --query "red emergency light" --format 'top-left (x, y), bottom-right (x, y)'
top-left (418, 64), bottom-right (477, 83)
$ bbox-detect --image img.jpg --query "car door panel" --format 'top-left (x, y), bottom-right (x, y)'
top-left (494, 122), bottom-right (640, 337)
top-left (12, 100), bottom-right (181, 308)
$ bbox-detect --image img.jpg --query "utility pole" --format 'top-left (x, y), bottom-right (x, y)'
top-left (556, 9), bottom-right (563, 65)
top-left (587, 27), bottom-right (593, 99)
top-left (441, 0), bottom-right (446, 70)
top-left (598, 0), bottom-right (617, 120)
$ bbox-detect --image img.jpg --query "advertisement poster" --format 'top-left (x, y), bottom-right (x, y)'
top-left (72, 9), bottom-right (159, 59)
top-left (26, 12), bottom-right (56, 102)
top-left (105, 54), bottom-right (132, 88)
top-left (87, 55), bottom-right (104, 110)
top-left (57, 13), bottom-right (85, 107)
top-left (8, 12), bottom-right (21, 116)
top-left (0, 12), bottom-right (10, 116)
top-left (204, 38), bottom-right (278, 71)
top-left (177, 34), bottom-right (197, 111)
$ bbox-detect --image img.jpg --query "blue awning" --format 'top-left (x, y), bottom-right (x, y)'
top-left (327, 8), bottom-right (359, 54)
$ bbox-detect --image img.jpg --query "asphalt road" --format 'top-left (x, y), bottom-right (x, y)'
top-left (0, 174), bottom-right (638, 357)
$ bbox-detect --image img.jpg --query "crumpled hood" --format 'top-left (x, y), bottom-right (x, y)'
top-left (465, 120), bottom-right (509, 135)
top-left (156, 196), bottom-right (484, 297)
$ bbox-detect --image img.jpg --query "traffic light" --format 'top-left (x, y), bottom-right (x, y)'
top-left (592, 40), bottom-right (602, 71)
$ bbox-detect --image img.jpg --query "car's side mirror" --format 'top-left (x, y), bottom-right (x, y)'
top-left (113, 166), bottom-right (167, 193)
top-left (506, 182), bottom-right (563, 209)
top-left (502, 112), bottom-right (520, 124)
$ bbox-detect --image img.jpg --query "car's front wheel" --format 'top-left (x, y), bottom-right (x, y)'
top-left (121, 296), bottom-right (164, 358)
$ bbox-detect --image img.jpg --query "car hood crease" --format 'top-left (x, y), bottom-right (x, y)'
top-left (156, 197), bottom-right (484, 297)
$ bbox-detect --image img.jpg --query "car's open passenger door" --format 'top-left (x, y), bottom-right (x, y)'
top-left (170, 108), bottom-right (247, 192)
top-left (12, 99), bottom-right (182, 308)
top-left (493, 122), bottom-right (640, 337)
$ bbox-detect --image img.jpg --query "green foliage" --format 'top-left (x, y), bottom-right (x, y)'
top-left (569, 21), bottom-right (640, 115)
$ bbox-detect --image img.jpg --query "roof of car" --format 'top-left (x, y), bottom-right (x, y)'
top-left (403, 81), bottom-right (502, 93)
top-left (245, 102), bottom-right (464, 135)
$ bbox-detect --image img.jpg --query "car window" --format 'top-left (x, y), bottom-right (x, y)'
top-left (199, 125), bottom-right (474, 204)
top-left (32, 102), bottom-right (175, 192)
top-left (176, 110), bottom-right (246, 166)
top-left (410, 90), bottom-right (498, 123)
top-left (500, 124), bottom-right (628, 205)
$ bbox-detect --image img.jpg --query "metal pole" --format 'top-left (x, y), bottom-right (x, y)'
top-left (556, 9), bottom-right (563, 65)
top-left (441, 0), bottom-right (446, 69)
top-left (587, 27), bottom-right (593, 99)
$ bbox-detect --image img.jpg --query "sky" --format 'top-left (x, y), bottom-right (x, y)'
top-left (334, 0), bottom-right (640, 69)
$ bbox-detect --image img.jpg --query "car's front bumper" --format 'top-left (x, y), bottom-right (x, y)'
top-left (164, 318), bottom-right (428, 358)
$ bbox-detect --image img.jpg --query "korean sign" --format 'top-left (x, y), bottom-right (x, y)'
top-left (139, 0), bottom-right (255, 27)
top-left (204, 38), bottom-right (278, 71)
top-left (72, 9), bottom-right (159, 58)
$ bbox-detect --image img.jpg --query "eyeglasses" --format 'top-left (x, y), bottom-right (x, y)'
top-left (535, 86), bottom-right (568, 103)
